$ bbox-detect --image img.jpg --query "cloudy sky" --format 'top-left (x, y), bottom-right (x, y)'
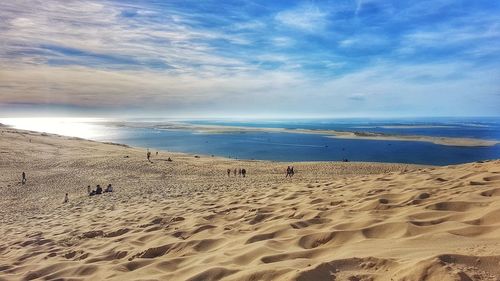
top-left (1, 0), bottom-right (499, 118)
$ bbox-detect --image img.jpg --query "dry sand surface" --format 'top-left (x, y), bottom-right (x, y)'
top-left (0, 127), bottom-right (499, 281)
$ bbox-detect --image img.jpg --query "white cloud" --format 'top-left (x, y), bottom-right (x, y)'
top-left (314, 61), bottom-right (500, 116)
top-left (0, 0), bottom-right (253, 76)
top-left (398, 21), bottom-right (500, 58)
top-left (271, 36), bottom-right (295, 47)
top-left (275, 3), bottom-right (329, 32)
top-left (0, 64), bottom-right (304, 109)
top-left (0, 0), bottom-right (498, 117)
top-left (339, 34), bottom-right (390, 49)
top-left (1, 60), bottom-right (498, 117)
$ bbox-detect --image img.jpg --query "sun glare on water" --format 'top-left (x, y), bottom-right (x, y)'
top-left (0, 118), bottom-right (108, 140)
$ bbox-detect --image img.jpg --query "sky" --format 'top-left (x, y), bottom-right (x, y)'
top-left (0, 0), bottom-right (499, 118)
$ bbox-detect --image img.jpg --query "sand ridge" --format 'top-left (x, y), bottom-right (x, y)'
top-left (0, 127), bottom-right (499, 280)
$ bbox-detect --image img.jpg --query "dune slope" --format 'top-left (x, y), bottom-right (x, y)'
top-left (0, 127), bottom-right (499, 281)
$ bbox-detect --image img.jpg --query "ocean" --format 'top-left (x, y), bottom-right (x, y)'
top-left (3, 117), bottom-right (500, 165)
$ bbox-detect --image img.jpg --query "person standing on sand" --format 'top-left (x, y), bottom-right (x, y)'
top-left (227, 169), bottom-right (231, 177)
top-left (87, 185), bottom-right (91, 195)
top-left (286, 166), bottom-right (290, 177)
top-left (238, 168), bottom-right (242, 177)
top-left (147, 149), bottom-right (151, 162)
top-left (290, 166), bottom-right (295, 177)
top-left (233, 168), bottom-right (237, 176)
top-left (242, 168), bottom-right (246, 177)
top-left (63, 193), bottom-right (69, 203)
top-left (22, 172), bottom-right (26, 185)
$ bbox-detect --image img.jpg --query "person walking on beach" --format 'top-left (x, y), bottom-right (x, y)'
top-left (238, 168), bottom-right (242, 177)
top-left (147, 149), bottom-right (151, 162)
top-left (227, 169), bottom-right (231, 177)
top-left (63, 193), bottom-right (69, 203)
top-left (242, 168), bottom-right (246, 177)
top-left (290, 166), bottom-right (295, 177)
top-left (286, 166), bottom-right (291, 177)
top-left (87, 185), bottom-right (91, 195)
top-left (21, 172), bottom-right (26, 185)
top-left (233, 168), bottom-right (237, 176)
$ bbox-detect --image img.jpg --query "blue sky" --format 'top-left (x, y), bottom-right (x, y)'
top-left (0, 0), bottom-right (499, 117)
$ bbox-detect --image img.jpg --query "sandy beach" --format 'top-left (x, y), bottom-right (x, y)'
top-left (0, 126), bottom-right (499, 281)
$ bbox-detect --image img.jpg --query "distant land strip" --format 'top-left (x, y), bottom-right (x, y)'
top-left (109, 122), bottom-right (500, 147)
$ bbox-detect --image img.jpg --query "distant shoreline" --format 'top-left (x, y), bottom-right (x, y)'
top-left (3, 119), bottom-right (499, 149)
top-left (108, 121), bottom-right (500, 147)
top-left (0, 125), bottom-right (432, 168)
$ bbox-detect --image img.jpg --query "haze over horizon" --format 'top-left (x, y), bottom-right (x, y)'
top-left (1, 0), bottom-right (499, 118)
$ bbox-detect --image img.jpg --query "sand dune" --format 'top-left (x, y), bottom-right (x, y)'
top-left (0, 127), bottom-right (499, 280)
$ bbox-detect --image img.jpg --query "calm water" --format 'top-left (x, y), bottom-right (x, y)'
top-left (187, 117), bottom-right (500, 140)
top-left (92, 118), bottom-right (500, 166)
top-left (3, 117), bottom-right (500, 165)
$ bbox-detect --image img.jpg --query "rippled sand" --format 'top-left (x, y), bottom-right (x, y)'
top-left (0, 127), bottom-right (499, 281)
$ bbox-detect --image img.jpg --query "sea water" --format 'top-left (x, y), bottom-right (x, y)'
top-left (3, 117), bottom-right (500, 165)
top-left (93, 117), bottom-right (500, 166)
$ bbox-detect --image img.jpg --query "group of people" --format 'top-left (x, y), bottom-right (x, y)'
top-left (227, 168), bottom-right (247, 177)
top-left (88, 184), bottom-right (113, 196)
top-left (226, 166), bottom-right (296, 178)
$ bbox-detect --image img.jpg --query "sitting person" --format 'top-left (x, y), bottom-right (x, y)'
top-left (95, 184), bottom-right (103, 195)
top-left (104, 184), bottom-right (113, 193)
